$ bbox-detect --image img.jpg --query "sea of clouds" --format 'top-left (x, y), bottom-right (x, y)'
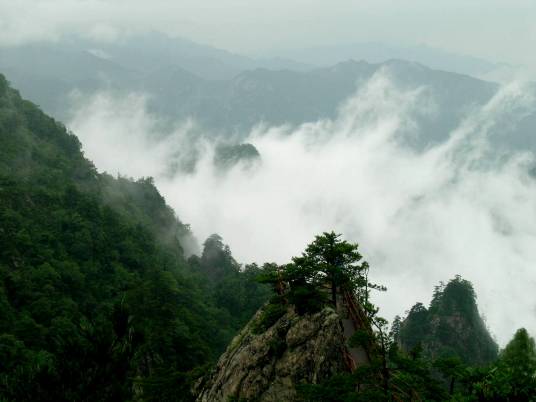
top-left (69, 69), bottom-right (536, 345)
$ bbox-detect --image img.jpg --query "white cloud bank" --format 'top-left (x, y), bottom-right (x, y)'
top-left (69, 71), bottom-right (536, 345)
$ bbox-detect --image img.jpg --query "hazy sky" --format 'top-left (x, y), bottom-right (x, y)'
top-left (1, 0), bottom-right (536, 71)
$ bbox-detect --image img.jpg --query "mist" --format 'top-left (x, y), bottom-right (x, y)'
top-left (69, 70), bottom-right (536, 346)
top-left (2, 0), bottom-right (536, 77)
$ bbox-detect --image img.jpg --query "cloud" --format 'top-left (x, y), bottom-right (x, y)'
top-left (0, 0), bottom-right (189, 46)
top-left (2, 0), bottom-right (536, 77)
top-left (68, 70), bottom-right (536, 345)
top-left (68, 91), bottom-right (205, 179)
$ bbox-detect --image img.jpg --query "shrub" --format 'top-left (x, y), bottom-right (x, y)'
top-left (252, 303), bottom-right (287, 334)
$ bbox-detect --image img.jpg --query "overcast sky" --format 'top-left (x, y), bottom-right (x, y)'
top-left (1, 0), bottom-right (536, 72)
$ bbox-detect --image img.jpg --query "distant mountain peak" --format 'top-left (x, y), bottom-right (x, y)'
top-left (397, 276), bottom-right (498, 365)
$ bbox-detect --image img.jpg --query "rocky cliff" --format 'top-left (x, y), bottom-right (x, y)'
top-left (195, 305), bottom-right (352, 402)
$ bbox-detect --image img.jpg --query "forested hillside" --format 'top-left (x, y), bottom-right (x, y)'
top-left (0, 74), bottom-right (270, 401)
top-left (396, 276), bottom-right (498, 365)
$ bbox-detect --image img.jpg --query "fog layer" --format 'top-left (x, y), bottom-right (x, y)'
top-left (69, 70), bottom-right (536, 345)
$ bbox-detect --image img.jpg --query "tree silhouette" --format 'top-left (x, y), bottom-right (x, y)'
top-left (291, 231), bottom-right (368, 308)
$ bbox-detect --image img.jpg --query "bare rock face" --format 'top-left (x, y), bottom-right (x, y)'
top-left (195, 306), bottom-right (349, 402)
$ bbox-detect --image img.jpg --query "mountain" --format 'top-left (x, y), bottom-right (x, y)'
top-left (0, 33), bottom-right (310, 122)
top-left (202, 59), bottom-right (499, 145)
top-left (276, 42), bottom-right (501, 78)
top-left (0, 74), bottom-right (270, 400)
top-left (195, 232), bottom-right (377, 401)
top-left (75, 32), bottom-right (313, 80)
top-left (0, 42), bottom-right (140, 120)
top-left (3, 35), bottom-right (536, 156)
top-left (196, 306), bottom-right (350, 402)
top-left (396, 276), bottom-right (498, 365)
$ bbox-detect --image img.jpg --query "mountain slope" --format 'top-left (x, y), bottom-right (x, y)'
top-left (0, 74), bottom-right (269, 401)
top-left (0, 43), bottom-right (140, 119)
top-left (277, 42), bottom-right (500, 78)
top-left (196, 306), bottom-right (349, 402)
top-left (396, 276), bottom-right (498, 365)
top-left (0, 33), bottom-right (310, 121)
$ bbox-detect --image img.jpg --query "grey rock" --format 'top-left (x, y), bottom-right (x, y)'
top-left (196, 306), bottom-right (349, 402)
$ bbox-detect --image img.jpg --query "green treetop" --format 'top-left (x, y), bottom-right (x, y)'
top-left (291, 231), bottom-right (369, 308)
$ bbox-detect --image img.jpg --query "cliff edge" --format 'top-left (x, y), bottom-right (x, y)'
top-left (195, 305), bottom-right (351, 402)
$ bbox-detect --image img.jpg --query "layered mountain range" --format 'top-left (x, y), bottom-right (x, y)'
top-left (2, 33), bottom-right (535, 155)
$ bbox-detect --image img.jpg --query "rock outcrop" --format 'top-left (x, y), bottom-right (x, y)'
top-left (195, 306), bottom-right (351, 402)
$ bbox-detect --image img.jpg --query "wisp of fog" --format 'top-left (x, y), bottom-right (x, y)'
top-left (69, 70), bottom-right (536, 345)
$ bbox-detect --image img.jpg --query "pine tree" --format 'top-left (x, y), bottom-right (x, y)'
top-left (291, 231), bottom-right (368, 308)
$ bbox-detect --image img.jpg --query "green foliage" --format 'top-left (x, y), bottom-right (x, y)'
top-left (0, 75), bottom-right (269, 401)
top-left (297, 373), bottom-right (361, 402)
top-left (0, 75), bottom-right (7, 96)
top-left (398, 276), bottom-right (498, 366)
top-left (348, 329), bottom-right (374, 349)
top-left (433, 356), bottom-right (465, 395)
top-left (191, 239), bottom-right (272, 329)
top-left (500, 328), bottom-right (536, 374)
top-left (429, 276), bottom-right (477, 319)
top-left (134, 366), bottom-right (210, 402)
top-left (213, 143), bottom-right (260, 170)
top-left (305, 276), bottom-right (534, 401)
top-left (251, 302), bottom-right (287, 334)
top-left (475, 328), bottom-right (536, 400)
top-left (286, 278), bottom-right (327, 315)
top-left (226, 395), bottom-right (251, 402)
top-left (291, 231), bottom-right (369, 308)
top-left (297, 339), bottom-right (450, 401)
top-left (254, 233), bottom-right (380, 318)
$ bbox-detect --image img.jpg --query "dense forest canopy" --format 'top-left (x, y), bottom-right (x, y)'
top-left (397, 276), bottom-right (498, 365)
top-left (0, 74), bottom-right (270, 401)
